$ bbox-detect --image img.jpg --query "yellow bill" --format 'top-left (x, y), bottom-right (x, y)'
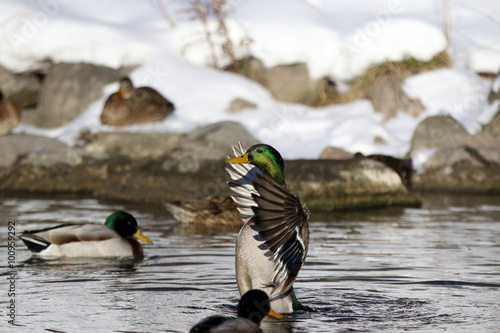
top-left (133, 229), bottom-right (153, 243)
top-left (225, 153), bottom-right (249, 164)
top-left (268, 308), bottom-right (283, 319)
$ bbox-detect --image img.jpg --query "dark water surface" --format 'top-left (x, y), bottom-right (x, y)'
top-left (1, 193), bottom-right (499, 332)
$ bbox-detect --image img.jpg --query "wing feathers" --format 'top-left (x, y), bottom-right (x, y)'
top-left (252, 195), bottom-right (284, 211)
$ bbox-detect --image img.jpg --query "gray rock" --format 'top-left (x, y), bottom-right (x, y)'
top-left (409, 113), bottom-right (500, 193)
top-left (285, 158), bottom-right (418, 211)
top-left (482, 79), bottom-right (500, 138)
top-left (0, 94), bottom-right (21, 136)
top-left (161, 121), bottom-right (258, 173)
top-left (28, 63), bottom-right (133, 128)
top-left (21, 147), bottom-right (82, 167)
top-left (117, 157), bottom-right (419, 210)
top-left (414, 145), bottom-right (500, 193)
top-left (0, 148), bottom-right (420, 210)
top-left (480, 110), bottom-right (500, 139)
top-left (369, 71), bottom-right (424, 120)
top-left (231, 57), bottom-right (322, 106)
top-left (354, 153), bottom-right (413, 190)
top-left (84, 132), bottom-right (183, 159)
top-left (226, 98), bottom-right (257, 112)
top-left (319, 146), bottom-right (354, 159)
top-left (185, 121), bottom-right (257, 150)
top-left (424, 146), bottom-right (482, 169)
top-left (0, 134), bottom-right (69, 168)
top-left (0, 153), bottom-right (128, 194)
top-left (0, 65), bottom-right (41, 108)
top-left (373, 135), bottom-right (388, 145)
top-left (408, 115), bottom-right (471, 156)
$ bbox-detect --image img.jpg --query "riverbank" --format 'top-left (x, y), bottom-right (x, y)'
top-left (0, 124), bottom-right (421, 216)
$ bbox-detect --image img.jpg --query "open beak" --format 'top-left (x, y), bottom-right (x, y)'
top-left (225, 153), bottom-right (249, 164)
top-left (268, 308), bottom-right (283, 319)
top-left (133, 229), bottom-right (153, 244)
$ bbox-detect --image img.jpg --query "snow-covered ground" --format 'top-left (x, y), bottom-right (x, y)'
top-left (0, 0), bottom-right (499, 162)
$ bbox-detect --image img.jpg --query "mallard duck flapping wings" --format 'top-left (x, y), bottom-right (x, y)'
top-left (190, 289), bottom-right (282, 333)
top-left (225, 143), bottom-right (310, 313)
top-left (20, 211), bottom-right (153, 258)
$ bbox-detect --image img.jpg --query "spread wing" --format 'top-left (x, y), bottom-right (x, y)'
top-left (251, 172), bottom-right (310, 293)
top-left (226, 143), bottom-right (310, 293)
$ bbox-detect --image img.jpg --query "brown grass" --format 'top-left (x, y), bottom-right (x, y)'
top-left (326, 51), bottom-right (451, 106)
top-left (180, 0), bottom-right (251, 70)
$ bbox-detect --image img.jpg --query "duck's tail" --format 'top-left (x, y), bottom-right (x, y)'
top-left (19, 234), bottom-right (51, 253)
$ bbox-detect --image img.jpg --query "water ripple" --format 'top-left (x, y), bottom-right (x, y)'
top-left (1, 193), bottom-right (500, 332)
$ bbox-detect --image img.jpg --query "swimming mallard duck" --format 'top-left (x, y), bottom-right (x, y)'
top-left (100, 77), bottom-right (174, 126)
top-left (190, 289), bottom-right (282, 333)
top-left (0, 90), bottom-right (21, 136)
top-left (20, 211), bottom-right (153, 257)
top-left (225, 143), bottom-right (310, 314)
top-left (163, 196), bottom-right (240, 226)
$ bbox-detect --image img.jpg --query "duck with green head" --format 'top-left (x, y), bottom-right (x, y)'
top-left (190, 289), bottom-right (282, 332)
top-left (20, 211), bottom-right (153, 258)
top-left (226, 143), bottom-right (310, 314)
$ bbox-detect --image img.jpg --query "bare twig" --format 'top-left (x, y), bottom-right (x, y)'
top-left (457, 1), bottom-right (500, 27)
top-left (184, 0), bottom-right (219, 68)
top-left (441, 0), bottom-right (452, 53)
top-left (180, 0), bottom-right (251, 69)
top-left (156, 0), bottom-right (175, 28)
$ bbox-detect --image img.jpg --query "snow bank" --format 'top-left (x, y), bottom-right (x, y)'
top-left (1, 0), bottom-right (498, 161)
top-left (403, 69), bottom-right (491, 134)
